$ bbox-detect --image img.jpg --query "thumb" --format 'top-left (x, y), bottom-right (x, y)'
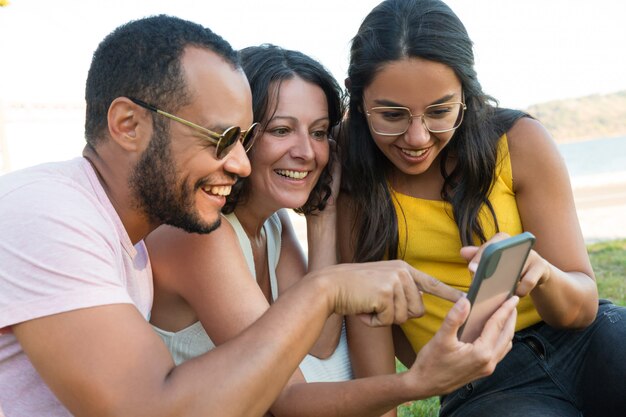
top-left (439, 297), bottom-right (470, 340)
top-left (459, 246), bottom-right (479, 274)
top-left (459, 245), bottom-right (479, 262)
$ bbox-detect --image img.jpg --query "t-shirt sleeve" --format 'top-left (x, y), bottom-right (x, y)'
top-left (0, 178), bottom-right (134, 330)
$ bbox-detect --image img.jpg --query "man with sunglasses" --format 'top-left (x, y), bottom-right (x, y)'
top-left (0, 14), bottom-right (518, 417)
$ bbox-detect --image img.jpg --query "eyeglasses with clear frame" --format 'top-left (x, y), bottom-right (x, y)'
top-left (128, 97), bottom-right (259, 159)
top-left (365, 98), bottom-right (467, 136)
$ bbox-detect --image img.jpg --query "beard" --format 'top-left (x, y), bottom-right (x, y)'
top-left (129, 123), bottom-right (221, 234)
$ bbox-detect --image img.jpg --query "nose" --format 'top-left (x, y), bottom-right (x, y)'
top-left (223, 141), bottom-right (251, 178)
top-left (290, 129), bottom-right (315, 160)
top-left (403, 116), bottom-right (430, 147)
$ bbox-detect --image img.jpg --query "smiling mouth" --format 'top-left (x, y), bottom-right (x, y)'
top-left (275, 169), bottom-right (309, 180)
top-left (400, 147), bottom-right (429, 157)
top-left (202, 185), bottom-right (232, 196)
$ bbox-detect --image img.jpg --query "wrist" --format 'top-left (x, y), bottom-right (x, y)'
top-left (534, 257), bottom-right (554, 290)
top-left (303, 269), bottom-right (337, 317)
top-left (306, 209), bottom-right (337, 231)
top-left (396, 366), bottom-right (430, 402)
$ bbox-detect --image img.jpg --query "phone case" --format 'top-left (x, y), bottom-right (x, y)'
top-left (457, 232), bottom-right (536, 343)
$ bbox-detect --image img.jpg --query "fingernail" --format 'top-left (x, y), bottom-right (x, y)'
top-left (468, 262), bottom-right (478, 273)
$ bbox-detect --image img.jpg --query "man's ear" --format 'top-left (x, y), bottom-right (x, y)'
top-left (107, 97), bottom-right (150, 152)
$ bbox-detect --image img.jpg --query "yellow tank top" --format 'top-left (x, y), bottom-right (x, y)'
top-left (392, 134), bottom-right (541, 353)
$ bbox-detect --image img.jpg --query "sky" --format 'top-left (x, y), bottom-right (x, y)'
top-left (1, 0), bottom-right (626, 170)
top-left (2, 0), bottom-right (626, 107)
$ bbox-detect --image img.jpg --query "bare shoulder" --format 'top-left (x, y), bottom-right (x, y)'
top-left (506, 116), bottom-right (566, 192)
top-left (506, 116), bottom-right (557, 155)
top-left (146, 218), bottom-right (240, 290)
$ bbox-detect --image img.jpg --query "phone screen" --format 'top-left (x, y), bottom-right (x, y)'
top-left (458, 232), bottom-right (535, 343)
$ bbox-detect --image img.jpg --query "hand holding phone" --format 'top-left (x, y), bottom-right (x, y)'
top-left (458, 232), bottom-right (535, 343)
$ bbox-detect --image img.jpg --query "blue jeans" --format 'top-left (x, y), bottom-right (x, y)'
top-left (440, 300), bottom-right (626, 417)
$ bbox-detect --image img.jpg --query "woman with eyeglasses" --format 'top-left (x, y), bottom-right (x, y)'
top-left (338, 0), bottom-right (626, 416)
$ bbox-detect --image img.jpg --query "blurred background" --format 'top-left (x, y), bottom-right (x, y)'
top-left (1, 0), bottom-right (626, 242)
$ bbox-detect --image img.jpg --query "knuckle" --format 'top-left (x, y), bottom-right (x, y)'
top-left (415, 302), bottom-right (425, 317)
top-left (409, 302), bottom-right (425, 318)
top-left (396, 311), bottom-right (408, 324)
top-left (482, 362), bottom-right (497, 376)
top-left (476, 350), bottom-right (491, 366)
top-left (427, 275), bottom-right (441, 288)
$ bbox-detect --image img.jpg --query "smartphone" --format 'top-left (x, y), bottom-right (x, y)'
top-left (457, 232), bottom-right (536, 343)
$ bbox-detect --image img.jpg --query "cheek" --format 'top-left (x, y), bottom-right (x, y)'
top-left (183, 150), bottom-right (223, 182)
top-left (433, 131), bottom-right (455, 147)
top-left (248, 137), bottom-right (288, 168)
top-left (248, 149), bottom-right (275, 179)
top-left (315, 141), bottom-right (330, 168)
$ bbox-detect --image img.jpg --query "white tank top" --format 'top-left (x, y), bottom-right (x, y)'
top-left (154, 212), bottom-right (353, 382)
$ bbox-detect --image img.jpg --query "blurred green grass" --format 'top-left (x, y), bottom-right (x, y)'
top-left (397, 239), bottom-right (626, 416)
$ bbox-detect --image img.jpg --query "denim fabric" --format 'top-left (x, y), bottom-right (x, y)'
top-left (440, 300), bottom-right (626, 417)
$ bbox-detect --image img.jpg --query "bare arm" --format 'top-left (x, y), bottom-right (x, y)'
top-left (13, 277), bottom-right (333, 417)
top-left (15, 209), bottom-right (455, 417)
top-left (277, 153), bottom-right (343, 358)
top-left (337, 194), bottom-right (399, 417)
top-left (507, 118), bottom-right (598, 327)
top-left (147, 217), bottom-right (506, 417)
top-left (148, 221), bottom-right (405, 417)
top-left (336, 193), bottom-right (398, 383)
top-left (270, 285), bottom-right (521, 417)
top-left (277, 208), bottom-right (342, 358)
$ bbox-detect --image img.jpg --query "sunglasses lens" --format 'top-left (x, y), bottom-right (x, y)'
top-left (216, 126), bottom-right (241, 159)
top-left (242, 123), bottom-right (260, 152)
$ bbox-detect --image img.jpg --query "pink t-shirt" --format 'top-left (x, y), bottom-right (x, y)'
top-left (0, 158), bottom-right (153, 417)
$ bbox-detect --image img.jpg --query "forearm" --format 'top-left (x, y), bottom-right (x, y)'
top-left (306, 210), bottom-right (342, 357)
top-left (19, 279), bottom-right (335, 417)
top-left (531, 266), bottom-right (598, 328)
top-left (165, 276), bottom-right (336, 417)
top-left (306, 210), bottom-right (338, 271)
top-left (309, 313), bottom-right (343, 358)
top-left (270, 373), bottom-right (415, 417)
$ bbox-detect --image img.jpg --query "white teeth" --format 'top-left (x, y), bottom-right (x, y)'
top-left (401, 148), bottom-right (428, 157)
top-left (203, 185), bottom-right (232, 196)
top-left (276, 169), bottom-right (309, 180)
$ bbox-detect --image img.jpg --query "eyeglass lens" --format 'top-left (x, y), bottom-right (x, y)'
top-left (216, 123), bottom-right (260, 159)
top-left (216, 126), bottom-right (242, 159)
top-left (370, 103), bottom-right (464, 134)
top-left (242, 123), bottom-right (259, 151)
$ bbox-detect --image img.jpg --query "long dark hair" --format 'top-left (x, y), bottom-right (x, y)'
top-left (223, 44), bottom-right (345, 215)
top-left (342, 0), bottom-right (526, 262)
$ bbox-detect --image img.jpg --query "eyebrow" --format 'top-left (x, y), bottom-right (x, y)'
top-left (372, 93), bottom-right (458, 108)
top-left (190, 113), bottom-right (239, 134)
top-left (269, 115), bottom-right (330, 125)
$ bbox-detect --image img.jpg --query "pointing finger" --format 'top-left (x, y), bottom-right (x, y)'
top-left (411, 269), bottom-right (464, 303)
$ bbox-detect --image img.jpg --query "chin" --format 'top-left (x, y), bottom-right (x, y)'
top-left (283, 198), bottom-right (309, 211)
top-left (169, 212), bottom-right (222, 235)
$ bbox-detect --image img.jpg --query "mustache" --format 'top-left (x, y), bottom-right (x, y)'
top-left (194, 173), bottom-right (239, 191)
